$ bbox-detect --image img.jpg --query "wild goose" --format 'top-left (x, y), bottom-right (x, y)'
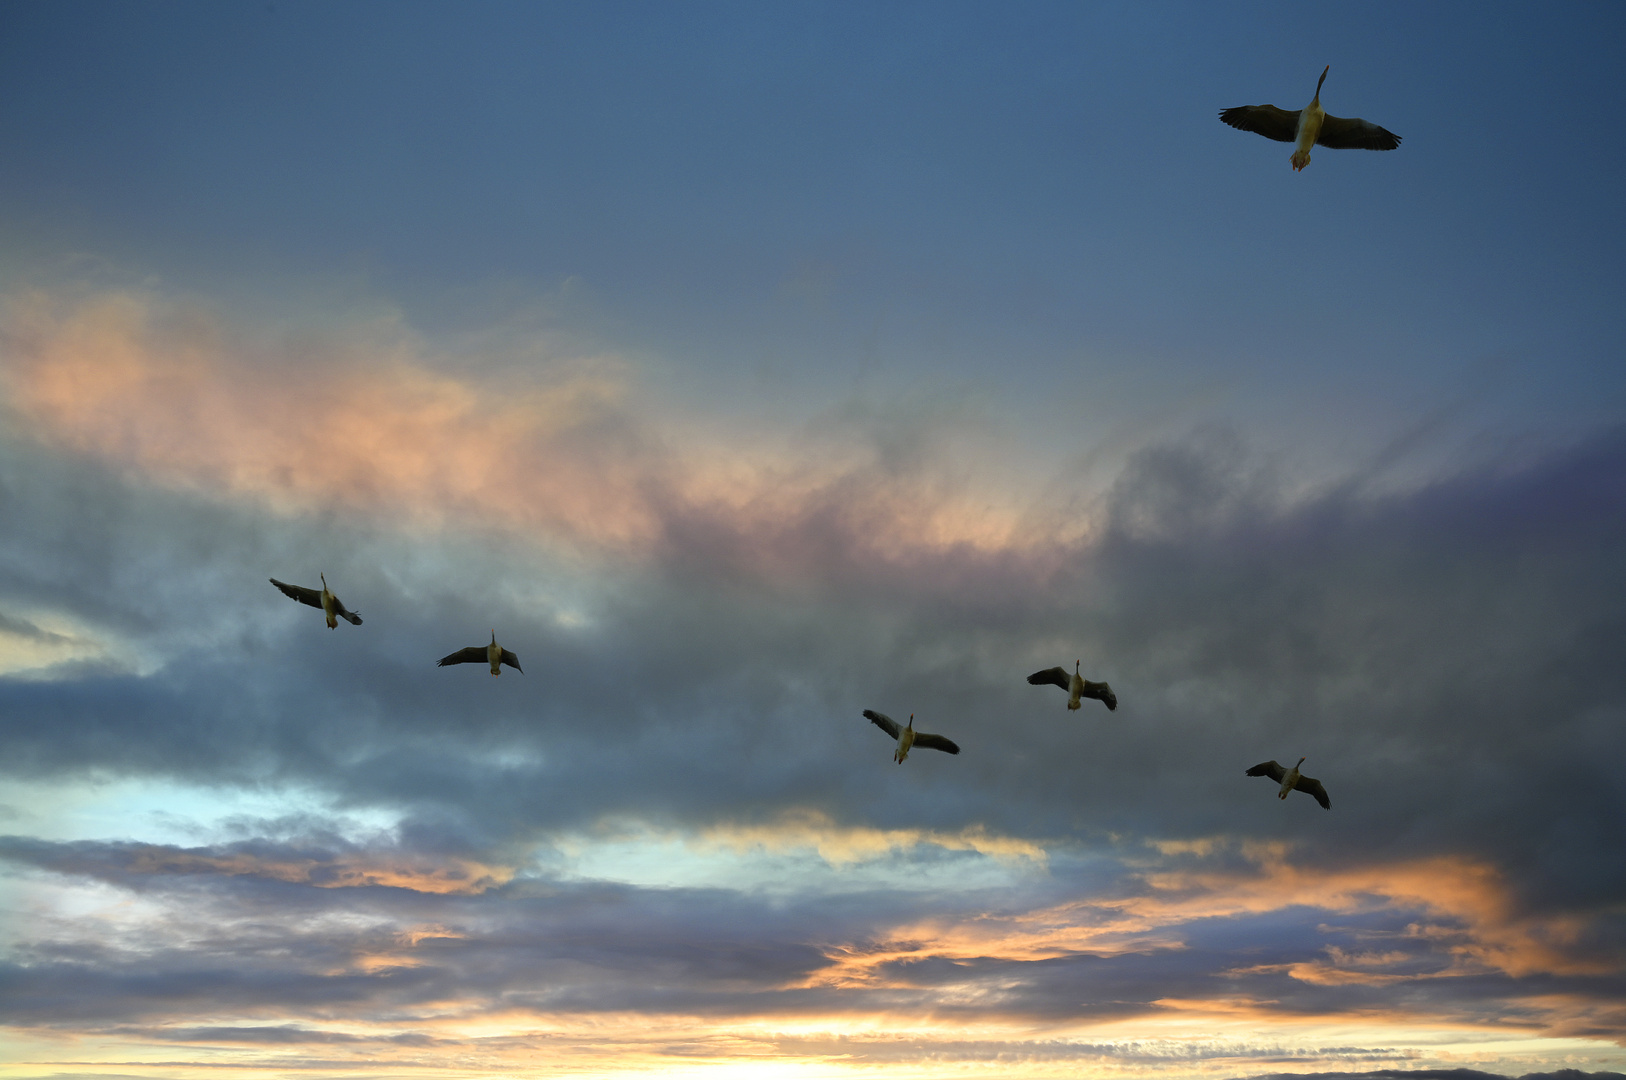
top-left (864, 709), bottom-right (959, 764)
top-left (269, 573), bottom-right (362, 629)
top-left (1220, 66), bottom-right (1401, 171)
top-left (438, 630), bottom-right (522, 676)
top-left (1027, 661), bottom-right (1117, 711)
top-left (1247, 757), bottom-right (1330, 809)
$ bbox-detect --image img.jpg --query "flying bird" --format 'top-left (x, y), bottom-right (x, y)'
top-left (864, 709), bottom-right (959, 763)
top-left (1246, 757), bottom-right (1330, 809)
top-left (269, 573), bottom-right (362, 629)
top-left (1219, 65), bottom-right (1401, 171)
top-left (438, 630), bottom-right (522, 676)
top-left (1027, 661), bottom-right (1117, 711)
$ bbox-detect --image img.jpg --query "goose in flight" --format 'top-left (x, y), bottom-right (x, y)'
top-left (1247, 757), bottom-right (1330, 809)
top-left (864, 709), bottom-right (959, 763)
top-left (438, 630), bottom-right (522, 676)
top-left (269, 573), bottom-right (362, 629)
top-left (1027, 661), bottom-right (1117, 711)
top-left (1220, 66), bottom-right (1401, 171)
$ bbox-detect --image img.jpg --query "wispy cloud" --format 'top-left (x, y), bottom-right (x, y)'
top-left (0, 288), bottom-right (1069, 576)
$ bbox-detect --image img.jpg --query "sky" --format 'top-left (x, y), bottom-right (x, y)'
top-left (1, 2), bottom-right (1624, 1078)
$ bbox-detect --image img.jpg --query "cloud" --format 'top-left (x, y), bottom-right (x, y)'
top-left (0, 287), bottom-right (1060, 573)
top-left (3, 830), bottom-right (1621, 1042)
top-left (3, 287), bottom-right (1625, 1074)
top-left (0, 834), bottom-right (511, 894)
top-left (0, 287), bottom-right (655, 548)
top-left (694, 808), bottom-right (1047, 866)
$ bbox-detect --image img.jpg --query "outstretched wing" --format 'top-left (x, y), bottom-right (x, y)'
top-left (329, 594), bottom-right (363, 626)
top-left (863, 709), bottom-right (900, 740)
top-left (1219, 104), bottom-right (1300, 143)
top-left (1027, 667), bottom-right (1071, 691)
top-left (1316, 114), bottom-right (1401, 151)
top-left (269, 578), bottom-right (323, 609)
top-left (1295, 775), bottom-right (1331, 809)
top-left (1082, 680), bottom-right (1117, 711)
top-left (437, 646), bottom-right (487, 667)
top-left (1246, 760), bottom-right (1286, 783)
top-left (499, 649), bottom-right (523, 673)
top-left (911, 732), bottom-right (960, 755)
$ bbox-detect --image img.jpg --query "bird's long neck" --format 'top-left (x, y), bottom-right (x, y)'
top-left (1312, 66), bottom-right (1328, 104)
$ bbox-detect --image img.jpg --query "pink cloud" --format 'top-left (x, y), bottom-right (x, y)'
top-left (0, 288), bottom-right (1071, 579)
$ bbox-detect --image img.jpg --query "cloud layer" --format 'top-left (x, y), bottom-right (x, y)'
top-left (2, 287), bottom-right (1624, 1076)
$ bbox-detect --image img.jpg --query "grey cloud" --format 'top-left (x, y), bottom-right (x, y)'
top-left (2, 425), bottom-right (1624, 850)
top-left (3, 423), bottom-right (1626, 1034)
top-left (3, 834), bottom-right (1621, 1040)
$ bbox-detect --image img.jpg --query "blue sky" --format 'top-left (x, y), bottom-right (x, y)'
top-left (1, 3), bottom-right (1623, 1077)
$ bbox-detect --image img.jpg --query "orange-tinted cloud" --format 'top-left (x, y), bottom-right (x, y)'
top-left (0, 288), bottom-right (1068, 571)
top-left (806, 840), bottom-right (1609, 992)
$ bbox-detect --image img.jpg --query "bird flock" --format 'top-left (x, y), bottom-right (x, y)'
top-left (271, 568), bottom-right (1326, 808)
top-left (269, 68), bottom-right (1399, 813)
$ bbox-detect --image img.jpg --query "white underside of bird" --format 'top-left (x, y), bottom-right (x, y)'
top-left (895, 720), bottom-right (915, 763)
top-left (1291, 99), bottom-right (1325, 172)
top-left (1279, 759), bottom-right (1302, 798)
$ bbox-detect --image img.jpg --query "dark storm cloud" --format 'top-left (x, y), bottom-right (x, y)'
top-left (3, 418), bottom-right (1625, 879)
